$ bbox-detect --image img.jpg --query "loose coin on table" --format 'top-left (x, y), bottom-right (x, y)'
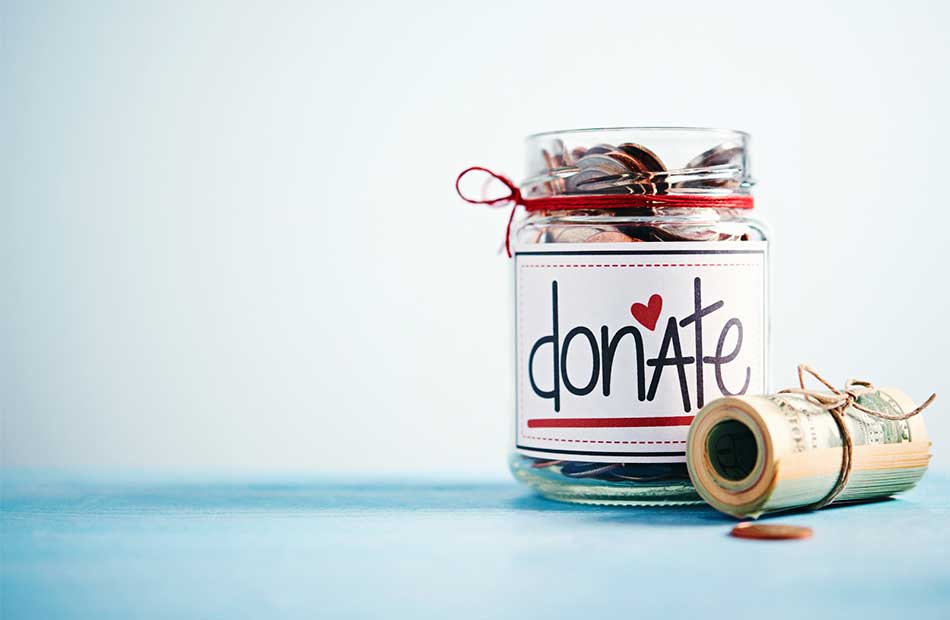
top-left (729, 523), bottom-right (813, 541)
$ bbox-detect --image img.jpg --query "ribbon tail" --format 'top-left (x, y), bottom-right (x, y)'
top-left (504, 204), bottom-right (517, 258)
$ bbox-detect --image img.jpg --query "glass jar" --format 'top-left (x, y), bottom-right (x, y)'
top-left (506, 127), bottom-right (769, 505)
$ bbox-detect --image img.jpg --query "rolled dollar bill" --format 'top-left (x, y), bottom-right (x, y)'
top-left (686, 386), bottom-right (932, 518)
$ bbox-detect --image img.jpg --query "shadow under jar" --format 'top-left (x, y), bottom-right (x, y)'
top-left (508, 128), bottom-right (769, 505)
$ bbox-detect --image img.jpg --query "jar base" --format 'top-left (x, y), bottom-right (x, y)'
top-left (536, 492), bottom-right (704, 507)
top-left (511, 455), bottom-right (704, 506)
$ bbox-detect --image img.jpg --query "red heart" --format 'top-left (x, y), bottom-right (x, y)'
top-left (630, 294), bottom-right (663, 331)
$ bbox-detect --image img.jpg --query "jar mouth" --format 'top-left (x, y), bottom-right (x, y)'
top-left (526, 126), bottom-right (750, 141)
top-left (523, 127), bottom-right (754, 199)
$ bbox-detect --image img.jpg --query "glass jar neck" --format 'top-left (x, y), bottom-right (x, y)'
top-left (522, 127), bottom-right (753, 200)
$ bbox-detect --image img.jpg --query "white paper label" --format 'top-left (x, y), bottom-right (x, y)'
top-left (515, 242), bottom-right (767, 463)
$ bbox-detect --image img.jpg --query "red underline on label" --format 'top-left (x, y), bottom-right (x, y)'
top-left (527, 416), bottom-right (695, 428)
top-left (520, 263), bottom-right (758, 268)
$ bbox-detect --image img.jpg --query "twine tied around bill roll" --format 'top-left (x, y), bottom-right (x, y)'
top-left (778, 364), bottom-right (937, 510)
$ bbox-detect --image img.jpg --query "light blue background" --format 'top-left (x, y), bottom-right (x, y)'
top-left (3, 0), bottom-right (949, 475)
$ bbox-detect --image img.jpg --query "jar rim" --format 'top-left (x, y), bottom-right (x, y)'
top-left (522, 127), bottom-right (753, 198)
top-left (525, 126), bottom-right (750, 141)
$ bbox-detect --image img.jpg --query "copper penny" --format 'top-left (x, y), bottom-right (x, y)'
top-left (531, 459), bottom-right (563, 469)
top-left (553, 226), bottom-right (613, 243)
top-left (615, 142), bottom-right (666, 171)
top-left (585, 231), bottom-right (639, 243)
top-left (605, 149), bottom-right (650, 174)
top-left (729, 523), bottom-right (813, 541)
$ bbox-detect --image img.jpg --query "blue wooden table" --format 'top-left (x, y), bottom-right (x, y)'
top-left (2, 470), bottom-right (949, 619)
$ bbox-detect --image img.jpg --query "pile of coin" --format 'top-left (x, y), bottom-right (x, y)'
top-left (519, 139), bottom-right (756, 488)
top-left (539, 214), bottom-right (752, 244)
top-left (524, 140), bottom-right (752, 245)
top-left (532, 139), bottom-right (744, 197)
top-left (532, 460), bottom-right (689, 483)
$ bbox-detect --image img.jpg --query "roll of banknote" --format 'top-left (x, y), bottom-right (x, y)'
top-left (686, 387), bottom-right (932, 518)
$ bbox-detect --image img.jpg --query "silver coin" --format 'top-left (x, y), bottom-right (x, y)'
top-left (565, 167), bottom-right (626, 193)
top-left (559, 462), bottom-right (621, 478)
top-left (584, 143), bottom-right (617, 156)
top-left (679, 143), bottom-right (743, 189)
top-left (575, 154), bottom-right (631, 175)
top-left (685, 143), bottom-right (743, 169)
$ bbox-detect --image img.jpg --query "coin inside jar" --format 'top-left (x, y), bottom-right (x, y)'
top-left (615, 142), bottom-right (666, 172)
top-left (685, 143), bottom-right (743, 169)
top-left (678, 143), bottom-right (744, 188)
top-left (559, 462), bottom-right (621, 478)
top-left (584, 143), bottom-right (617, 156)
top-left (729, 523), bottom-right (813, 541)
top-left (584, 231), bottom-right (638, 243)
top-left (549, 224), bottom-right (626, 243)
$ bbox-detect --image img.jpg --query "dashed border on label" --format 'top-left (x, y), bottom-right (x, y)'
top-left (513, 244), bottom-right (767, 460)
top-left (522, 435), bottom-right (686, 445)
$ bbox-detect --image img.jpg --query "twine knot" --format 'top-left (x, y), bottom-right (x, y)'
top-left (778, 364), bottom-right (936, 510)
